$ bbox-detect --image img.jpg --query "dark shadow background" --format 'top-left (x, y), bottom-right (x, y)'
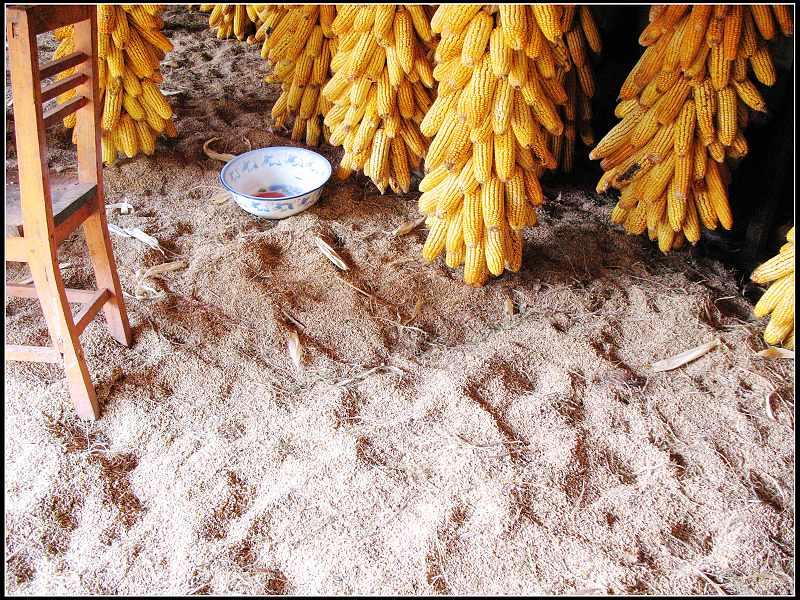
top-left (549, 6), bottom-right (795, 276)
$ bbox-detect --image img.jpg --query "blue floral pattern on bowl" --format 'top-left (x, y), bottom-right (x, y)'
top-left (220, 146), bottom-right (332, 219)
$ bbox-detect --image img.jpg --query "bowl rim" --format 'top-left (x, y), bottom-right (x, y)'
top-left (219, 146), bottom-right (332, 202)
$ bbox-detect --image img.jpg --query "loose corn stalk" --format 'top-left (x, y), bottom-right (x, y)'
top-left (322, 5), bottom-right (437, 194)
top-left (751, 226), bottom-right (795, 349)
top-left (55, 5), bottom-right (176, 164)
top-left (420, 4), bottom-right (581, 286)
top-left (199, 4), bottom-right (261, 42)
top-left (591, 4), bottom-right (792, 253)
top-left (253, 5), bottom-right (336, 147)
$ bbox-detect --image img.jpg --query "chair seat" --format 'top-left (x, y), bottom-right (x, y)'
top-left (5, 180), bottom-right (97, 230)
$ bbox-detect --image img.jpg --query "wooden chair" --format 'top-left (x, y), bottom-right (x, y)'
top-left (5, 5), bottom-right (132, 420)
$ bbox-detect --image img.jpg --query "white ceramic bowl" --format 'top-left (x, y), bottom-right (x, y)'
top-left (219, 146), bottom-right (332, 219)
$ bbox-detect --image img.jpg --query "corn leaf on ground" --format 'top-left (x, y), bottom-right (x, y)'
top-left (752, 226), bottom-right (795, 349)
top-left (55, 5), bottom-right (176, 164)
top-left (322, 5), bottom-right (437, 195)
top-left (591, 4), bottom-right (792, 253)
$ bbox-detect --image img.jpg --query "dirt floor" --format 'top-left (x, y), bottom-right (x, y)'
top-left (4, 7), bottom-right (795, 595)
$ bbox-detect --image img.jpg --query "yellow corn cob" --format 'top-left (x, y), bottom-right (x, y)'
top-left (201, 4), bottom-right (259, 40)
top-left (325, 6), bottom-right (432, 193)
top-left (532, 5), bottom-right (562, 43)
top-left (750, 45), bottom-right (776, 86)
top-left (733, 78), bottom-right (767, 112)
top-left (772, 5), bottom-right (794, 37)
top-left (722, 5), bottom-right (743, 60)
top-left (462, 11), bottom-right (493, 67)
top-left (112, 114), bottom-right (138, 158)
top-left (704, 160), bottom-right (733, 230)
top-left (630, 106), bottom-right (660, 148)
top-left (422, 6), bottom-right (586, 284)
top-left (134, 119), bottom-right (156, 155)
top-left (752, 240), bottom-right (795, 285)
top-left (716, 86), bottom-right (736, 146)
top-left (750, 4), bottom-right (776, 40)
top-left (498, 5), bottom-right (527, 51)
top-left (681, 194), bottom-right (701, 243)
top-left (55, 6), bottom-right (173, 163)
top-left (673, 99), bottom-right (696, 156)
top-left (693, 79), bottom-right (716, 145)
top-left (98, 4), bottom-right (117, 33)
top-left (623, 202), bottom-right (647, 236)
top-left (668, 154), bottom-right (691, 230)
top-left (679, 5), bottom-right (712, 68)
top-left (752, 227), bottom-right (795, 348)
top-left (579, 6), bottom-right (602, 54)
top-left (754, 272), bottom-right (793, 317)
top-left (706, 16), bottom-right (724, 47)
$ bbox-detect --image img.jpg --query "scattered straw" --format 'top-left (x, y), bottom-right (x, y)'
top-left (203, 137), bottom-right (237, 162)
top-left (313, 236), bottom-right (349, 271)
top-left (287, 329), bottom-right (303, 371)
top-left (757, 347), bottom-right (794, 360)
top-left (335, 364), bottom-right (404, 387)
top-left (391, 216), bottom-right (425, 237)
top-left (650, 338), bottom-right (720, 372)
top-left (504, 297), bottom-right (515, 318)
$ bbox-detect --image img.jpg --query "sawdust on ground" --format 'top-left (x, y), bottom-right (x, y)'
top-left (4, 8), bottom-right (795, 596)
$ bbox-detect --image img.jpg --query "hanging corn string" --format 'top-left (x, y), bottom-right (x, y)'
top-left (591, 5), bottom-right (793, 253)
top-left (322, 5), bottom-right (437, 194)
top-left (552, 5), bottom-right (602, 173)
top-left (53, 5), bottom-right (176, 164)
top-left (252, 5), bottom-right (337, 147)
top-left (751, 226), bottom-right (795, 349)
top-left (199, 4), bottom-right (261, 42)
top-left (419, 5), bottom-right (595, 286)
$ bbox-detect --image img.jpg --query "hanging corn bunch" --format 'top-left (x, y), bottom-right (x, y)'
top-left (199, 4), bottom-right (261, 41)
top-left (553, 6), bottom-right (602, 172)
top-left (419, 5), bottom-right (586, 286)
top-left (591, 5), bottom-right (793, 253)
top-left (53, 5), bottom-right (176, 165)
top-left (751, 226), bottom-right (795, 349)
top-left (322, 5), bottom-right (437, 194)
top-left (251, 5), bottom-right (337, 146)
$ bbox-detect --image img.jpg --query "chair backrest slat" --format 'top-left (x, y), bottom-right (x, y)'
top-left (14, 5), bottom-right (91, 36)
top-left (40, 71), bottom-right (88, 102)
top-left (42, 94), bottom-right (88, 128)
top-left (38, 51), bottom-right (89, 80)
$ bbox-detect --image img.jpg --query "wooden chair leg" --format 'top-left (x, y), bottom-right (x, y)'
top-left (82, 210), bottom-right (132, 347)
top-left (28, 250), bottom-right (100, 420)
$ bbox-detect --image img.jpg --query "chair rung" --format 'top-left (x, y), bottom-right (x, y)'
top-left (74, 289), bottom-right (111, 335)
top-left (38, 51), bottom-right (89, 80)
top-left (5, 344), bottom-right (61, 363)
top-left (41, 72), bottom-right (88, 103)
top-left (7, 283), bottom-right (101, 304)
top-left (43, 95), bottom-right (88, 129)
